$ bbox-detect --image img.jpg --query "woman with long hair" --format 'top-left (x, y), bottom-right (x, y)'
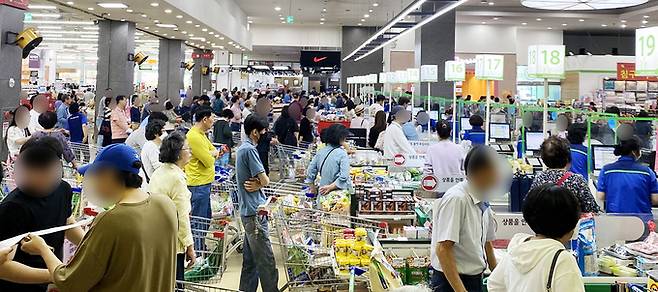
top-left (273, 105), bottom-right (299, 146)
top-left (369, 110), bottom-right (387, 149)
top-left (5, 105), bottom-right (31, 160)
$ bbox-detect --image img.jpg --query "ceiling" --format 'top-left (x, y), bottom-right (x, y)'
top-left (25, 0), bottom-right (247, 53)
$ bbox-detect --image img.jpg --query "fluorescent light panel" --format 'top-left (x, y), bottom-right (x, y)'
top-left (39, 30), bottom-right (98, 34)
top-left (30, 13), bottom-right (61, 18)
top-left (25, 20), bottom-right (94, 25)
top-left (354, 0), bottom-right (469, 61)
top-left (155, 23), bottom-right (177, 28)
top-left (98, 3), bottom-right (128, 8)
top-left (28, 4), bottom-right (57, 9)
top-left (342, 0), bottom-right (428, 61)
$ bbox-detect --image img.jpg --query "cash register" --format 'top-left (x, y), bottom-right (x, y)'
top-left (489, 123), bottom-right (515, 155)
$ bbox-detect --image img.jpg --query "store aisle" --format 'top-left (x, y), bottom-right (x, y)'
top-left (217, 243), bottom-right (289, 291)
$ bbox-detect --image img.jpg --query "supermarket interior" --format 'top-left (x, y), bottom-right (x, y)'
top-left (3, 0), bottom-right (658, 291)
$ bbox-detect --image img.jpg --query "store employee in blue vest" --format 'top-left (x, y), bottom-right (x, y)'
top-left (462, 115), bottom-right (486, 146)
top-left (568, 123), bottom-right (590, 181)
top-left (597, 136), bottom-right (658, 218)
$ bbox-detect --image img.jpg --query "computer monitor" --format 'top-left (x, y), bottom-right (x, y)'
top-left (347, 128), bottom-right (368, 148)
top-left (525, 132), bottom-right (546, 151)
top-left (592, 145), bottom-right (617, 171)
top-left (489, 123), bottom-right (511, 140)
top-left (461, 117), bottom-right (472, 131)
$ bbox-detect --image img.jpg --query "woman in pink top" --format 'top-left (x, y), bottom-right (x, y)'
top-left (425, 120), bottom-right (464, 179)
top-left (110, 95), bottom-right (131, 144)
top-left (229, 95), bottom-right (243, 132)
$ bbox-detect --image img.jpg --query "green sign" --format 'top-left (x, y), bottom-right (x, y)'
top-left (24, 13), bottom-right (32, 21)
top-left (636, 27), bottom-right (658, 77)
top-left (527, 45), bottom-right (565, 79)
top-left (286, 15), bottom-right (294, 24)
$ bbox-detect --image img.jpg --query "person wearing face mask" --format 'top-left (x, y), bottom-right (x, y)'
top-left (487, 184), bottom-right (584, 292)
top-left (139, 119), bottom-right (166, 186)
top-left (236, 114), bottom-right (278, 292)
top-left (20, 143), bottom-right (178, 291)
top-left (148, 132), bottom-right (195, 285)
top-left (431, 146), bottom-right (498, 292)
top-left (597, 136), bottom-right (658, 218)
top-left (0, 137), bottom-right (85, 292)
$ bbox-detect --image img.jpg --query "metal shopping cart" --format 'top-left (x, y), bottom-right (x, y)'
top-left (269, 202), bottom-right (388, 292)
top-left (185, 216), bottom-right (231, 284)
top-left (211, 171), bottom-right (244, 264)
top-left (175, 281), bottom-right (240, 292)
top-left (69, 142), bottom-right (101, 165)
top-left (273, 144), bottom-right (315, 182)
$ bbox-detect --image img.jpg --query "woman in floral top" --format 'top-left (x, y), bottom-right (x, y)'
top-left (530, 136), bottom-right (601, 213)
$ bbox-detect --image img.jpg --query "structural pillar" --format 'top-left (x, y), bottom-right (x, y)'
top-left (158, 38), bottom-right (185, 106)
top-left (340, 26), bottom-right (383, 92)
top-left (415, 9), bottom-right (456, 99)
top-left (0, 3), bottom-right (26, 110)
top-left (191, 49), bottom-right (211, 97)
top-left (96, 20), bottom-right (136, 100)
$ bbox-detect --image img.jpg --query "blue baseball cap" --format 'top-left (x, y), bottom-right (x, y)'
top-left (78, 144), bottom-right (141, 175)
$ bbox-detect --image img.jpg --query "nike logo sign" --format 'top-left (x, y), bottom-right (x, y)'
top-left (313, 57), bottom-right (328, 62)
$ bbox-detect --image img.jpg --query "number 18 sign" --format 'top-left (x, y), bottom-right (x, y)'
top-left (528, 45), bottom-right (565, 79)
top-left (636, 27), bottom-right (658, 77)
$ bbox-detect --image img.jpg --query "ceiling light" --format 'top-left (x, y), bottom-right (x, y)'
top-left (352, 0), bottom-right (468, 62)
top-left (150, 2), bottom-right (159, 7)
top-left (281, 21), bottom-right (286, 23)
top-left (181, 31), bottom-right (187, 34)
top-left (195, 24), bottom-right (200, 27)
top-left (562, 23), bottom-right (567, 26)
top-left (97, 3), bottom-right (128, 8)
top-left (141, 14), bottom-right (148, 17)
top-left (188, 34), bottom-right (194, 36)
top-left (643, 20), bottom-right (649, 24)
top-left (66, 1), bottom-right (74, 5)
top-left (173, 28), bottom-right (178, 31)
top-left (642, 25), bottom-right (647, 28)
top-left (202, 28), bottom-right (208, 31)
top-left (601, 24), bottom-right (607, 27)
top-left (164, 9), bottom-right (172, 13)
top-left (135, 32), bottom-right (144, 36)
top-left (176, 15), bottom-right (183, 19)
top-left (644, 15), bottom-right (650, 18)
top-left (621, 24), bottom-right (627, 28)
top-left (37, 26), bottom-right (62, 30)
top-left (156, 23), bottom-right (177, 28)
top-left (320, 22), bottom-right (324, 24)
top-left (364, 14), bottom-right (370, 18)
top-left (320, 18), bottom-right (325, 21)
top-left (228, 41), bottom-right (233, 44)
top-left (280, 17), bottom-right (284, 20)
top-left (323, 8), bottom-right (327, 12)
top-left (521, 0), bottom-right (647, 10)
top-left (522, 22), bottom-right (527, 25)
top-left (536, 18), bottom-right (542, 21)
top-left (372, 2), bottom-right (379, 7)
top-left (28, 4), bottom-right (57, 9)
top-left (153, 20), bottom-right (160, 23)
top-left (30, 13), bottom-right (61, 18)
top-left (369, 9), bottom-right (373, 12)
top-left (154, 30), bottom-right (159, 32)
top-left (209, 31), bottom-right (214, 35)
top-left (579, 19), bottom-right (585, 22)
top-left (186, 20), bottom-right (192, 24)
top-left (547, 27), bottom-right (553, 29)
top-left (489, 1), bottom-right (495, 5)
top-left (274, 6), bottom-right (281, 11)
top-left (144, 26), bottom-right (150, 29)
top-left (87, 7), bottom-right (94, 11)
top-left (493, 17), bottom-right (499, 20)
top-left (358, 23), bottom-right (362, 26)
top-left (248, 20), bottom-right (253, 23)
top-left (25, 20), bottom-right (95, 25)
top-left (481, 21), bottom-right (487, 24)
top-left (241, 49), bottom-right (245, 51)
top-left (621, 20), bottom-right (627, 23)
top-left (120, 18), bottom-right (126, 21)
top-left (126, 9), bottom-right (133, 12)
top-left (361, 19), bottom-right (365, 21)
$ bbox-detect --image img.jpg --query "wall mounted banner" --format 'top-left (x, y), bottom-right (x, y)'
top-left (527, 45), bottom-right (565, 79)
top-left (421, 65), bottom-right (439, 82)
top-left (636, 26), bottom-right (658, 77)
top-left (475, 54), bottom-right (505, 81)
top-left (444, 61), bottom-right (465, 82)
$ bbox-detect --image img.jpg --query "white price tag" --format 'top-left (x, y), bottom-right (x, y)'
top-left (379, 72), bottom-right (387, 84)
top-left (444, 61), bottom-right (465, 82)
top-left (407, 68), bottom-right (420, 83)
top-left (421, 65), bottom-right (439, 82)
top-left (636, 26), bottom-right (658, 77)
top-left (527, 45), bottom-right (565, 79)
top-left (475, 54), bottom-right (504, 81)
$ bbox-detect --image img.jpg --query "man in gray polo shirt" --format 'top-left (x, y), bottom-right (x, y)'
top-left (431, 146), bottom-right (499, 292)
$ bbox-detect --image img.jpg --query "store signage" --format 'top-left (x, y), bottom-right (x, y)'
top-left (379, 72), bottom-right (387, 84)
top-left (436, 175), bottom-right (465, 193)
top-left (407, 68), bottom-right (420, 83)
top-left (636, 26), bottom-right (658, 76)
top-left (421, 175), bottom-right (438, 192)
top-left (28, 53), bottom-right (40, 69)
top-left (475, 54), bottom-right (505, 81)
top-left (393, 154), bottom-right (406, 166)
top-left (527, 45), bottom-right (565, 79)
top-left (444, 61), bottom-right (465, 82)
top-left (618, 63), bottom-right (658, 81)
top-left (0, 0), bottom-right (29, 10)
top-left (395, 70), bottom-right (408, 83)
top-left (387, 72), bottom-right (397, 84)
top-left (369, 74), bottom-right (378, 84)
top-left (286, 15), bottom-right (294, 24)
top-left (191, 52), bottom-right (214, 60)
top-left (300, 51), bottom-right (341, 68)
top-left (494, 213), bottom-right (533, 240)
top-left (420, 65), bottom-right (439, 82)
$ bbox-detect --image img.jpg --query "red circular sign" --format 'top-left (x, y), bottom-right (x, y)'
top-left (421, 175), bottom-right (438, 191)
top-left (393, 154), bottom-right (406, 166)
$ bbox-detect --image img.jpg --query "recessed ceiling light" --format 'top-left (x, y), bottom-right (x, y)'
top-left (144, 26), bottom-right (150, 29)
top-left (87, 7), bottom-right (94, 10)
top-left (156, 23), bottom-right (177, 28)
top-left (97, 3), bottom-right (128, 8)
top-left (601, 24), bottom-right (607, 27)
top-left (489, 1), bottom-right (495, 5)
top-left (360, 19), bottom-right (365, 21)
top-left (643, 20), bottom-right (649, 24)
top-left (186, 20), bottom-right (192, 24)
top-left (644, 15), bottom-right (650, 18)
top-left (280, 17), bottom-right (284, 20)
top-left (202, 28), bottom-right (208, 31)
top-left (372, 2), bottom-right (379, 7)
top-left (219, 37), bottom-right (224, 40)
top-left (209, 31), bottom-right (214, 34)
top-left (522, 0), bottom-right (648, 10)
top-left (120, 18), bottom-right (126, 21)
top-left (242, 49), bottom-right (245, 51)
top-left (189, 34), bottom-right (194, 36)
top-left (579, 19), bottom-right (585, 22)
top-left (368, 9), bottom-right (373, 12)
top-left (323, 8), bottom-right (327, 12)
top-left (621, 24), bottom-right (627, 28)
top-left (195, 24), bottom-right (200, 27)
top-left (154, 30), bottom-right (159, 32)
top-left (164, 9), bottom-right (172, 13)
top-left (182, 31), bottom-right (187, 34)
top-left (228, 41), bottom-right (233, 44)
top-left (522, 22), bottom-right (527, 25)
top-left (547, 27), bottom-right (552, 29)
top-left (126, 9), bottom-right (133, 12)
top-left (364, 14), bottom-right (370, 18)
top-left (163, 33), bottom-right (167, 36)
top-left (66, 1), bottom-right (74, 4)
top-left (320, 22), bottom-right (324, 24)
top-left (621, 20), bottom-right (627, 23)
top-left (562, 23), bottom-right (567, 26)
top-left (141, 14), bottom-right (147, 17)
top-left (248, 20), bottom-right (253, 23)
top-left (171, 36), bottom-right (176, 39)
top-left (481, 21), bottom-right (487, 24)
top-left (320, 18), bottom-right (325, 21)
top-left (153, 20), bottom-right (160, 23)
top-left (150, 2), bottom-right (159, 7)
top-left (274, 6), bottom-right (281, 11)
top-left (176, 15), bottom-right (183, 19)
top-left (358, 23), bottom-right (362, 26)
top-left (493, 17), bottom-right (499, 20)
top-left (536, 18), bottom-right (542, 21)
top-left (173, 28), bottom-right (178, 31)
top-left (28, 4), bottom-right (57, 9)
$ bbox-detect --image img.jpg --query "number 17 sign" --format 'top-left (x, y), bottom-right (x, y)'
top-left (636, 26), bottom-right (658, 77)
top-left (475, 55), bottom-right (504, 81)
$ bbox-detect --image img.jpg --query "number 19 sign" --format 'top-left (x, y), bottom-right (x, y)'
top-left (636, 26), bottom-right (658, 77)
top-left (475, 55), bottom-right (504, 81)
top-left (528, 45), bottom-right (565, 79)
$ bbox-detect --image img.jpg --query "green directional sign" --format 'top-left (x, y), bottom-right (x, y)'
top-left (24, 13), bottom-right (32, 21)
top-left (286, 15), bottom-right (294, 24)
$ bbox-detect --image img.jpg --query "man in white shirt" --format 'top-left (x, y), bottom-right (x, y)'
top-left (28, 95), bottom-right (47, 133)
top-left (431, 146), bottom-right (499, 292)
top-left (368, 95), bottom-right (385, 116)
top-left (382, 106), bottom-right (416, 159)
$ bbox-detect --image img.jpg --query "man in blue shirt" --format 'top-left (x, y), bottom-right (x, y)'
top-left (66, 103), bottom-right (87, 144)
top-left (567, 123), bottom-right (590, 181)
top-left (235, 114), bottom-right (278, 292)
top-left (463, 115), bottom-right (486, 145)
top-left (56, 94), bottom-right (72, 129)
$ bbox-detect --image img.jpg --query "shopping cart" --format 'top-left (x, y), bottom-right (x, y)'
top-left (69, 142), bottom-right (101, 165)
top-left (270, 202), bottom-right (387, 291)
top-left (273, 144), bottom-right (315, 182)
top-left (175, 281), bottom-right (240, 292)
top-left (185, 216), bottom-right (229, 284)
top-left (211, 170), bottom-right (245, 264)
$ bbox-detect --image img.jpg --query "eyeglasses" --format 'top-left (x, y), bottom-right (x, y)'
top-left (181, 147), bottom-right (191, 151)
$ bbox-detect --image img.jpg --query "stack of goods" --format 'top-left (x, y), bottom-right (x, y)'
top-left (350, 166), bottom-right (388, 184)
top-left (318, 190), bottom-right (351, 215)
top-left (355, 183), bottom-right (414, 216)
top-left (334, 228), bottom-right (374, 275)
top-left (574, 216), bottom-right (598, 276)
top-left (385, 252), bottom-right (430, 285)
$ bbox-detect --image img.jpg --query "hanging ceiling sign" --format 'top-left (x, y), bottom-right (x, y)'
top-left (396, 70), bottom-right (409, 83)
top-left (527, 45), bottom-right (566, 79)
top-left (444, 61), bottom-right (465, 82)
top-left (387, 72), bottom-right (397, 84)
top-left (636, 26), bottom-right (658, 77)
top-left (421, 65), bottom-right (439, 82)
top-left (379, 72), bottom-right (387, 84)
top-left (475, 54), bottom-right (505, 81)
top-left (407, 68), bottom-right (420, 83)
